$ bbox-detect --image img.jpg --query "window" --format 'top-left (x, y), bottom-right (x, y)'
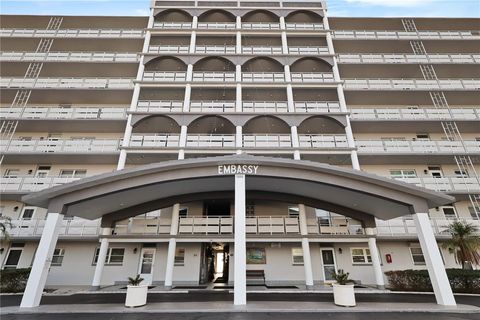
top-left (93, 247), bottom-right (125, 265)
top-left (316, 209), bottom-right (331, 226)
top-left (51, 248), bottom-right (65, 266)
top-left (59, 169), bottom-right (87, 178)
top-left (454, 170), bottom-right (469, 178)
top-left (351, 248), bottom-right (372, 264)
top-left (415, 133), bottom-right (430, 140)
top-left (21, 207), bottom-right (35, 220)
top-left (441, 206), bottom-right (457, 219)
top-left (4, 169), bottom-right (20, 177)
top-left (3, 244), bottom-right (24, 269)
top-left (291, 248), bottom-right (304, 265)
top-left (390, 169), bottom-right (417, 179)
top-left (428, 166), bottom-right (443, 178)
top-left (179, 208), bottom-right (188, 218)
top-left (288, 206), bottom-right (299, 217)
top-left (246, 202), bottom-right (255, 217)
top-left (469, 206), bottom-right (479, 220)
top-left (174, 248), bottom-right (185, 266)
top-left (409, 247), bottom-right (425, 265)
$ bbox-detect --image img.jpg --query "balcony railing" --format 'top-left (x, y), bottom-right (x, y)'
top-left (350, 108), bottom-right (480, 121)
top-left (148, 45), bottom-right (189, 54)
top-left (136, 100), bottom-right (184, 112)
top-left (242, 101), bottom-right (289, 113)
top-left (376, 218), bottom-right (480, 237)
top-left (152, 22), bottom-right (192, 29)
top-left (333, 30), bottom-right (479, 40)
top-left (1, 78), bottom-right (134, 89)
top-left (246, 216), bottom-right (300, 234)
top-left (291, 72), bottom-right (336, 83)
top-left (195, 45), bottom-right (236, 54)
top-left (129, 134), bottom-right (180, 148)
top-left (298, 134), bottom-right (349, 148)
top-left (242, 46), bottom-right (283, 55)
top-left (356, 140), bottom-right (480, 154)
top-left (338, 53), bottom-right (480, 64)
top-left (1, 138), bottom-right (121, 153)
top-left (187, 134), bottom-right (236, 148)
top-left (6, 219), bottom-right (100, 237)
top-left (190, 101), bottom-right (236, 112)
top-left (242, 72), bottom-right (285, 83)
top-left (392, 176), bottom-right (480, 193)
top-left (307, 217), bottom-right (365, 235)
top-left (241, 23), bottom-right (280, 30)
top-left (0, 28), bottom-right (144, 38)
top-left (142, 71), bottom-right (187, 82)
top-left (193, 72), bottom-right (235, 82)
top-left (197, 23), bottom-right (236, 30)
top-left (294, 101), bottom-right (342, 113)
top-left (1, 175), bottom-right (82, 192)
top-left (343, 79), bottom-right (480, 91)
top-left (0, 51), bottom-right (139, 63)
top-left (243, 134), bottom-right (292, 148)
top-left (286, 23), bottom-right (324, 30)
top-left (150, 22), bottom-right (323, 31)
top-left (179, 216), bottom-right (234, 234)
top-left (288, 46), bottom-right (329, 55)
top-left (0, 106), bottom-right (127, 119)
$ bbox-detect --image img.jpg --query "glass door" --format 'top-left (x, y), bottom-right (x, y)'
top-left (138, 248), bottom-right (156, 285)
top-left (320, 248), bottom-right (338, 282)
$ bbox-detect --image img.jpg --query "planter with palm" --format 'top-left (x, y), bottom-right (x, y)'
top-left (442, 221), bottom-right (480, 269)
top-left (125, 274), bottom-right (148, 307)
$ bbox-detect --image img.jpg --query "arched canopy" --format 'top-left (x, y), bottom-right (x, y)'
top-left (145, 56), bottom-right (187, 72)
top-left (194, 56), bottom-right (236, 72)
top-left (291, 57), bottom-right (332, 73)
top-left (154, 9), bottom-right (192, 22)
top-left (285, 10), bottom-right (323, 23)
top-left (242, 57), bottom-right (284, 72)
top-left (298, 116), bottom-right (345, 134)
top-left (23, 155), bottom-right (454, 227)
top-left (198, 9), bottom-right (236, 22)
top-left (133, 115), bottom-right (180, 134)
top-left (242, 10), bottom-right (279, 22)
top-left (243, 115), bottom-right (290, 134)
top-left (188, 115), bottom-right (235, 134)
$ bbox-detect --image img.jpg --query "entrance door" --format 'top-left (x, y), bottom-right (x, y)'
top-left (138, 248), bottom-right (155, 285)
top-left (320, 248), bottom-right (338, 283)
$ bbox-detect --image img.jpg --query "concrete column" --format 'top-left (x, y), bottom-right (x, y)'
top-left (234, 174), bottom-right (247, 305)
top-left (236, 64), bottom-right (242, 83)
top-left (281, 32), bottom-right (288, 54)
top-left (298, 205), bottom-right (313, 288)
top-left (186, 64), bottom-right (193, 82)
top-left (179, 125), bottom-right (187, 160)
top-left (117, 116), bottom-right (132, 170)
top-left (192, 16), bottom-right (198, 29)
top-left (291, 126), bottom-right (300, 160)
top-left (279, 16), bottom-right (286, 30)
top-left (183, 84), bottom-right (191, 112)
top-left (365, 228), bottom-right (385, 289)
top-left (20, 212), bottom-right (64, 308)
top-left (286, 84), bottom-right (294, 113)
top-left (413, 213), bottom-right (456, 306)
top-left (165, 204), bottom-right (180, 289)
top-left (189, 31), bottom-right (196, 54)
top-left (170, 203), bottom-right (180, 235)
top-left (236, 31), bottom-right (242, 54)
top-left (91, 228), bottom-right (112, 290)
top-left (298, 204), bottom-right (308, 235)
top-left (236, 126), bottom-right (243, 154)
top-left (236, 84), bottom-right (242, 112)
top-left (236, 15), bottom-right (241, 29)
top-left (345, 117), bottom-right (360, 170)
top-left (284, 65), bottom-right (291, 82)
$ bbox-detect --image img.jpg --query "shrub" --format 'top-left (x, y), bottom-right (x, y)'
top-left (0, 268), bottom-right (31, 293)
top-left (385, 269), bottom-right (480, 294)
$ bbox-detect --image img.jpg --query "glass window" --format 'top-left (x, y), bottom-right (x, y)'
top-left (390, 169), bottom-right (417, 179)
top-left (59, 169), bottom-right (87, 178)
top-left (454, 170), bottom-right (469, 178)
top-left (409, 247), bottom-right (425, 265)
top-left (51, 248), bottom-right (65, 266)
top-left (246, 202), bottom-right (255, 217)
top-left (4, 249), bottom-right (22, 268)
top-left (351, 248), bottom-right (372, 264)
top-left (288, 206), bottom-right (299, 217)
top-left (174, 248), bottom-right (185, 266)
top-left (4, 169), bottom-right (20, 177)
top-left (21, 207), bottom-right (35, 220)
top-left (442, 207), bottom-right (457, 219)
top-left (291, 248), bottom-right (304, 265)
top-left (469, 206), bottom-right (480, 220)
top-left (93, 247), bottom-right (125, 265)
top-left (179, 208), bottom-right (188, 218)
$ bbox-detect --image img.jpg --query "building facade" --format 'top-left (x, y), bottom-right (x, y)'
top-left (0, 0), bottom-right (479, 308)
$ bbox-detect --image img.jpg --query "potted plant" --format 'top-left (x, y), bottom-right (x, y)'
top-left (332, 269), bottom-right (356, 307)
top-left (125, 274), bottom-right (148, 307)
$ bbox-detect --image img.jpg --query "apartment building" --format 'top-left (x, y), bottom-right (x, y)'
top-left (0, 0), bottom-right (479, 308)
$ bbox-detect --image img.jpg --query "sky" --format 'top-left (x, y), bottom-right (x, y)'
top-left (0, 0), bottom-right (479, 18)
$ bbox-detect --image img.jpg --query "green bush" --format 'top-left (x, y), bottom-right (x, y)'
top-left (385, 269), bottom-right (480, 294)
top-left (0, 268), bottom-right (31, 293)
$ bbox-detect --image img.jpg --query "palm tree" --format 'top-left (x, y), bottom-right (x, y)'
top-left (442, 221), bottom-right (480, 269)
top-left (0, 216), bottom-right (13, 241)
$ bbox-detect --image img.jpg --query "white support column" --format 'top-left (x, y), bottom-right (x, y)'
top-left (236, 84), bottom-right (242, 112)
top-left (236, 126), bottom-right (243, 154)
top-left (298, 204), bottom-right (313, 289)
top-left (286, 84), bottom-right (294, 113)
top-left (236, 15), bottom-right (241, 29)
top-left (413, 213), bottom-right (456, 306)
top-left (234, 174), bottom-right (247, 305)
top-left (186, 64), bottom-right (193, 82)
top-left (178, 125), bottom-right (187, 160)
top-left (281, 31), bottom-right (288, 54)
top-left (291, 126), bottom-right (300, 160)
top-left (183, 84), bottom-right (192, 112)
top-left (279, 16), bottom-right (286, 30)
top-left (236, 64), bottom-right (242, 83)
top-left (91, 227), bottom-right (112, 290)
top-left (20, 212), bottom-right (64, 308)
top-left (165, 204), bottom-right (180, 289)
top-left (365, 228), bottom-right (385, 289)
top-left (284, 65), bottom-right (291, 82)
top-left (192, 16), bottom-right (198, 29)
top-left (189, 31), bottom-right (197, 54)
top-left (236, 31), bottom-right (242, 54)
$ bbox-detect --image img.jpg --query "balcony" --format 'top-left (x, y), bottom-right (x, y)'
top-left (243, 134), bottom-right (292, 148)
top-left (286, 23), bottom-right (324, 31)
top-left (350, 108), bottom-right (480, 121)
top-left (129, 134), bottom-right (180, 148)
top-left (152, 22), bottom-right (192, 29)
top-left (1, 175), bottom-right (82, 193)
top-left (356, 140), bottom-right (480, 154)
top-left (299, 134), bottom-right (349, 149)
top-left (332, 30), bottom-right (480, 40)
top-left (6, 219), bottom-right (100, 238)
top-left (150, 22), bottom-right (324, 31)
top-left (187, 134), bottom-right (236, 148)
top-left (291, 72), bottom-right (335, 83)
top-left (1, 78), bottom-right (134, 90)
top-left (242, 101), bottom-right (288, 113)
top-left (197, 22), bottom-right (236, 30)
top-left (190, 101), bottom-right (236, 112)
top-left (0, 51), bottom-right (139, 63)
top-left (1, 138), bottom-right (121, 153)
top-left (376, 217), bottom-right (480, 237)
top-left (0, 28), bottom-right (144, 38)
top-left (241, 23), bottom-right (280, 30)
top-left (343, 79), bottom-right (480, 91)
top-left (392, 176), bottom-right (480, 193)
top-left (337, 53), bottom-right (480, 64)
top-left (148, 45), bottom-right (190, 54)
top-left (136, 100), bottom-right (184, 112)
top-left (1, 106), bottom-right (127, 120)
top-left (295, 101), bottom-right (342, 113)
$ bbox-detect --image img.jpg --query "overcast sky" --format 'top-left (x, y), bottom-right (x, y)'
top-left (1, 0), bottom-right (479, 17)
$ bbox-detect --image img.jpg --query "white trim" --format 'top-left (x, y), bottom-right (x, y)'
top-left (350, 247), bottom-right (372, 265)
top-left (320, 247), bottom-right (338, 283)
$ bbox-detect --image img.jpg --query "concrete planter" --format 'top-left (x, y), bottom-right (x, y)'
top-left (332, 283), bottom-right (356, 307)
top-left (125, 285), bottom-right (148, 307)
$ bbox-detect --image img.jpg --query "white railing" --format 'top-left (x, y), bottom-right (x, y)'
top-left (343, 79), bottom-right (480, 90)
top-left (242, 46), bottom-right (283, 55)
top-left (306, 217), bottom-right (364, 235)
top-left (246, 216), bottom-right (300, 234)
top-left (242, 72), bottom-right (285, 83)
top-left (152, 22), bottom-right (192, 29)
top-left (114, 217), bottom-right (171, 235)
top-left (1, 175), bottom-right (82, 192)
top-left (0, 51), bottom-right (139, 63)
top-left (6, 219), bottom-right (100, 237)
top-left (288, 46), bottom-right (329, 55)
top-left (136, 100), bottom-right (183, 112)
top-left (178, 216), bottom-right (233, 234)
top-left (241, 23), bottom-right (280, 30)
top-left (356, 140), bottom-right (480, 153)
top-left (350, 108), bottom-right (480, 120)
top-left (142, 71), bottom-right (187, 82)
top-left (243, 134), bottom-right (292, 148)
top-left (291, 72), bottom-right (336, 83)
top-left (190, 101), bottom-right (236, 112)
top-left (393, 176), bottom-right (480, 193)
top-left (0, 78), bottom-right (133, 89)
top-left (333, 30), bottom-right (479, 40)
top-left (286, 23), bottom-right (324, 30)
top-left (1, 138), bottom-right (121, 153)
top-left (186, 134), bottom-right (236, 148)
top-left (0, 28), bottom-right (144, 38)
top-left (148, 45), bottom-right (189, 54)
top-left (337, 53), bottom-right (480, 64)
top-left (197, 22), bottom-right (236, 30)
top-left (129, 134), bottom-right (180, 148)
top-left (294, 101), bottom-right (342, 113)
top-left (376, 218), bottom-right (480, 237)
top-left (193, 72), bottom-right (236, 82)
top-left (196, 45), bottom-right (236, 54)
top-left (242, 101), bottom-right (289, 113)
top-left (298, 134), bottom-right (349, 148)
top-left (0, 106), bottom-right (127, 119)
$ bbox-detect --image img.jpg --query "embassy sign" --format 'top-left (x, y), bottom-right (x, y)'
top-left (217, 164), bottom-right (259, 175)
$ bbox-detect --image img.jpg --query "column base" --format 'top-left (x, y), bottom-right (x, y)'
top-left (376, 285), bottom-right (386, 290)
top-left (164, 285), bottom-right (172, 290)
top-left (90, 285), bottom-right (101, 291)
top-left (305, 284), bottom-right (314, 290)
